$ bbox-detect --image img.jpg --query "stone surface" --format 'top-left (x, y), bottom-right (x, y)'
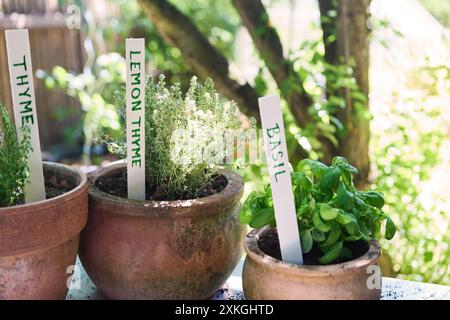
top-left (67, 257), bottom-right (449, 300)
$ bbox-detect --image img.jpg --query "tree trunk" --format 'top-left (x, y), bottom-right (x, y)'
top-left (232, 0), bottom-right (335, 163)
top-left (232, 0), bottom-right (313, 129)
top-left (137, 0), bottom-right (310, 160)
top-left (137, 0), bottom-right (261, 123)
top-left (320, 0), bottom-right (371, 184)
top-left (137, 0), bottom-right (371, 170)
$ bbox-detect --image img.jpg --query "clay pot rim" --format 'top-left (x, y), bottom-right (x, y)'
top-left (0, 162), bottom-right (88, 256)
top-left (244, 227), bottom-right (381, 277)
top-left (0, 161), bottom-right (87, 215)
top-left (88, 162), bottom-right (244, 218)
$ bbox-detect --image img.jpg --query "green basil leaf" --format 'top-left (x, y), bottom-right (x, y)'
top-left (337, 182), bottom-right (354, 211)
top-left (239, 210), bottom-right (253, 224)
top-left (344, 235), bottom-right (361, 241)
top-left (373, 220), bottom-right (382, 238)
top-left (268, 216), bottom-right (277, 228)
top-left (333, 156), bottom-right (358, 173)
top-left (296, 204), bottom-right (310, 218)
top-left (263, 195), bottom-right (272, 208)
top-left (311, 229), bottom-right (326, 242)
top-left (340, 245), bottom-right (353, 259)
top-left (332, 156), bottom-right (348, 166)
top-left (362, 191), bottom-right (385, 208)
top-left (351, 208), bottom-right (362, 219)
top-left (345, 166), bottom-right (358, 174)
top-left (320, 203), bottom-right (339, 221)
top-left (300, 230), bottom-right (313, 254)
top-left (291, 172), bottom-right (303, 187)
top-left (341, 170), bottom-right (353, 188)
top-left (355, 196), bottom-right (370, 210)
top-left (321, 227), bottom-right (341, 247)
top-left (294, 186), bottom-right (305, 207)
top-left (320, 166), bottom-right (341, 191)
top-left (321, 190), bottom-right (334, 203)
top-left (250, 207), bottom-right (274, 229)
top-left (308, 198), bottom-right (316, 210)
top-left (337, 210), bottom-right (356, 225)
top-left (344, 221), bottom-right (360, 235)
top-left (298, 159), bottom-right (328, 179)
top-left (299, 173), bottom-right (313, 192)
top-left (385, 216), bottom-right (396, 240)
top-left (313, 210), bottom-right (332, 232)
top-left (358, 220), bottom-right (371, 241)
top-left (319, 241), bottom-right (343, 264)
top-left (292, 172), bottom-right (312, 192)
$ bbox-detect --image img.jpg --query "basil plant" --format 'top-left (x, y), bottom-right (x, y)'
top-left (240, 156), bottom-right (396, 264)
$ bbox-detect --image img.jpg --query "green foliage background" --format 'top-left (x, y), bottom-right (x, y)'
top-left (418, 0), bottom-right (450, 27)
top-left (373, 63), bottom-right (449, 284)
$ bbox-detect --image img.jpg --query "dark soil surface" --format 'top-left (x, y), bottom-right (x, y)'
top-left (45, 182), bottom-right (72, 199)
top-left (95, 171), bottom-right (228, 201)
top-left (3, 182), bottom-right (73, 207)
top-left (257, 228), bottom-right (369, 265)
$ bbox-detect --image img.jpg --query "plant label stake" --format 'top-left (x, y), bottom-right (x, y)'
top-left (126, 38), bottom-right (146, 200)
top-left (5, 29), bottom-right (45, 203)
top-left (258, 95), bottom-right (303, 264)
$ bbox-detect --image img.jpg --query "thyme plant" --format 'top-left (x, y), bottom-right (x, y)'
top-left (111, 76), bottom-right (240, 200)
top-left (0, 104), bottom-right (31, 207)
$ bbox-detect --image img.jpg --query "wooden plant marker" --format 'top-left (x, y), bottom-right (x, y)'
top-left (5, 29), bottom-right (45, 203)
top-left (258, 95), bottom-right (303, 264)
top-left (125, 38), bottom-right (146, 200)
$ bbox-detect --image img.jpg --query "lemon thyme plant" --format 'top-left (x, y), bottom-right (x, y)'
top-left (0, 104), bottom-right (31, 207)
top-left (109, 75), bottom-right (241, 200)
top-left (240, 156), bottom-right (397, 264)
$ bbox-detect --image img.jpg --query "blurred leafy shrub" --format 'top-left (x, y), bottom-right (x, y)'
top-left (373, 63), bottom-right (449, 284)
top-left (38, 53), bottom-right (124, 162)
top-left (104, 0), bottom-right (239, 85)
top-left (41, 0), bottom-right (241, 162)
top-left (418, 0), bottom-right (450, 28)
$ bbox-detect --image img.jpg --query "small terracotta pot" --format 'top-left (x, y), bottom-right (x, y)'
top-left (79, 163), bottom-right (245, 300)
top-left (243, 228), bottom-right (382, 300)
top-left (0, 162), bottom-right (88, 300)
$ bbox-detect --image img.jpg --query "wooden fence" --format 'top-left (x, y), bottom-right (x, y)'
top-left (0, 0), bottom-right (84, 153)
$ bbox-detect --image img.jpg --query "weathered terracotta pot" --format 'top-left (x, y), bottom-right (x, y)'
top-left (0, 162), bottom-right (88, 300)
top-left (243, 228), bottom-right (382, 300)
top-left (79, 163), bottom-right (245, 300)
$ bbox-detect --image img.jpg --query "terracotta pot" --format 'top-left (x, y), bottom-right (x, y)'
top-left (79, 163), bottom-right (245, 300)
top-left (0, 162), bottom-right (88, 300)
top-left (243, 228), bottom-right (382, 300)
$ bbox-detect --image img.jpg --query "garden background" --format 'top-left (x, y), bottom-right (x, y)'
top-left (0, 0), bottom-right (448, 285)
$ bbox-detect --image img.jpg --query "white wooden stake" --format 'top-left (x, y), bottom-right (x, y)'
top-left (259, 95), bottom-right (303, 264)
top-left (125, 38), bottom-right (146, 200)
top-left (5, 29), bottom-right (45, 203)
